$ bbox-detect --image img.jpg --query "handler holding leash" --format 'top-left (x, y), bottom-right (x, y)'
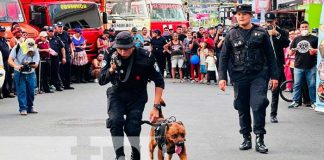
top-left (218, 4), bottom-right (279, 153)
top-left (99, 31), bottom-right (164, 160)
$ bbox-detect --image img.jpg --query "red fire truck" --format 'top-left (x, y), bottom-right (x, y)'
top-left (0, 0), bottom-right (38, 39)
top-left (20, 0), bottom-right (108, 60)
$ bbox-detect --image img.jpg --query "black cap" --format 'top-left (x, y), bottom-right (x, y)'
top-left (48, 26), bottom-right (54, 32)
top-left (57, 22), bottom-right (63, 27)
top-left (265, 13), bottom-right (276, 22)
top-left (153, 29), bottom-right (161, 35)
top-left (232, 4), bottom-right (254, 15)
top-left (131, 27), bottom-right (138, 33)
top-left (113, 31), bottom-right (135, 49)
top-left (108, 27), bottom-right (115, 32)
top-left (0, 25), bottom-right (6, 32)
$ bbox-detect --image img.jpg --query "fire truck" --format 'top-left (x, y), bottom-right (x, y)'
top-left (20, 0), bottom-right (108, 60)
top-left (0, 0), bottom-right (38, 39)
top-left (101, 0), bottom-right (189, 32)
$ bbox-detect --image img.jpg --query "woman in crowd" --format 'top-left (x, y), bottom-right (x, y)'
top-left (71, 28), bottom-right (88, 83)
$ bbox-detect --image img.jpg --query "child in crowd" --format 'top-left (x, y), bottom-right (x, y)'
top-left (205, 51), bottom-right (217, 85)
top-left (198, 42), bottom-right (208, 83)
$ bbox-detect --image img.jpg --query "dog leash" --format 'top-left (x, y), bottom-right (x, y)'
top-left (141, 116), bottom-right (177, 127)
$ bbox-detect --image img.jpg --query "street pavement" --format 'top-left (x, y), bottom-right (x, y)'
top-left (1, 79), bottom-right (324, 160)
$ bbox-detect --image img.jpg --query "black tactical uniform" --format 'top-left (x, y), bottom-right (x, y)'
top-left (99, 31), bottom-right (164, 160)
top-left (0, 26), bottom-right (15, 98)
top-left (48, 27), bottom-right (65, 91)
top-left (264, 13), bottom-right (290, 123)
top-left (56, 28), bottom-right (73, 89)
top-left (219, 4), bottom-right (279, 154)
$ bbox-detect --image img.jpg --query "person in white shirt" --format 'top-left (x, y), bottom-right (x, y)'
top-left (205, 51), bottom-right (217, 85)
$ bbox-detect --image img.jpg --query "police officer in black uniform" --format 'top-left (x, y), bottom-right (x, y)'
top-left (264, 13), bottom-right (290, 123)
top-left (99, 31), bottom-right (164, 160)
top-left (56, 22), bottom-right (74, 90)
top-left (218, 4), bottom-right (279, 153)
top-left (48, 26), bottom-right (65, 91)
top-left (0, 25), bottom-right (15, 98)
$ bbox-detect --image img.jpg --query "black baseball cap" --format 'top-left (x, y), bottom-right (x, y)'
top-left (265, 13), bottom-right (276, 22)
top-left (0, 25), bottom-right (6, 32)
top-left (57, 22), bottom-right (63, 27)
top-left (113, 31), bottom-right (135, 49)
top-left (232, 4), bottom-right (255, 15)
top-left (48, 26), bottom-right (54, 32)
top-left (153, 29), bottom-right (161, 35)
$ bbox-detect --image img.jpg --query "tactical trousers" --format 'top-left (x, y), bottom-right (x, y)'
top-left (50, 56), bottom-right (62, 88)
top-left (233, 69), bottom-right (270, 135)
top-left (60, 55), bottom-right (72, 88)
top-left (106, 87), bottom-right (147, 157)
top-left (271, 66), bottom-right (285, 117)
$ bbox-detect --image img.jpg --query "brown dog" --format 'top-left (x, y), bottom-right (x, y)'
top-left (148, 102), bottom-right (187, 160)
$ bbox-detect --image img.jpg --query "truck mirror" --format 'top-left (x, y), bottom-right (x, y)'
top-left (31, 12), bottom-right (42, 26)
top-left (103, 12), bottom-right (108, 24)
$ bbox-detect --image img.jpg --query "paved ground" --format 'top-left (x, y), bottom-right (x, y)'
top-left (1, 79), bottom-right (324, 160)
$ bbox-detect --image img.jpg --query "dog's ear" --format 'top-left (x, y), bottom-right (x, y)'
top-left (177, 121), bottom-right (184, 126)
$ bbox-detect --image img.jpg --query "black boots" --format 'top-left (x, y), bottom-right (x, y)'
top-left (239, 134), bottom-right (252, 150)
top-left (255, 134), bottom-right (268, 153)
top-left (240, 134), bottom-right (268, 153)
top-left (130, 147), bottom-right (141, 160)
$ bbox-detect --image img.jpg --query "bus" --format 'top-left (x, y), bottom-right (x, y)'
top-left (105, 0), bottom-right (189, 32)
top-left (20, 0), bottom-right (106, 59)
top-left (0, 0), bottom-right (38, 39)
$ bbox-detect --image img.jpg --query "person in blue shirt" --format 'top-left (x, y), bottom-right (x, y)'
top-left (131, 27), bottom-right (144, 48)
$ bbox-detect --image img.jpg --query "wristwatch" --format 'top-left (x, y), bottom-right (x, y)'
top-left (153, 104), bottom-right (162, 110)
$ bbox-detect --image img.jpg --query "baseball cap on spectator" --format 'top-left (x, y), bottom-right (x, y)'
top-left (25, 38), bottom-right (36, 52)
top-left (75, 28), bottom-right (82, 33)
top-left (108, 27), bottom-right (115, 32)
top-left (131, 27), bottom-right (138, 33)
top-left (57, 22), bottom-right (63, 27)
top-left (0, 25), bottom-right (6, 32)
top-left (39, 31), bottom-right (48, 37)
top-left (48, 26), bottom-right (54, 32)
top-left (265, 13), bottom-right (276, 22)
top-left (113, 31), bottom-right (135, 49)
top-left (203, 30), bottom-right (209, 34)
top-left (12, 27), bottom-right (22, 35)
top-left (153, 29), bottom-right (161, 35)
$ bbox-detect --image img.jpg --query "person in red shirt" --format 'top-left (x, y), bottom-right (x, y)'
top-left (201, 30), bottom-right (215, 51)
top-left (36, 31), bottom-right (53, 93)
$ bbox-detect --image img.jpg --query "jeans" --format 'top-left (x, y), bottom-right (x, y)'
top-left (292, 66), bottom-right (316, 103)
top-left (14, 71), bottom-right (36, 112)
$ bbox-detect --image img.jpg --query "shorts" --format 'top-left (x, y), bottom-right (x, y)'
top-left (200, 65), bottom-right (207, 74)
top-left (171, 55), bottom-right (184, 68)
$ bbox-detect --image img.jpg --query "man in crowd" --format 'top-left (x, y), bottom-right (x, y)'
top-left (151, 29), bottom-right (167, 76)
top-left (8, 38), bottom-right (40, 115)
top-left (264, 13), bottom-right (290, 123)
top-left (288, 21), bottom-right (318, 109)
top-left (176, 25), bottom-right (187, 42)
top-left (56, 22), bottom-right (74, 90)
top-left (48, 26), bottom-right (66, 91)
top-left (0, 25), bottom-right (15, 98)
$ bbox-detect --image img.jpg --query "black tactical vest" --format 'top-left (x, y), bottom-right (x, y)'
top-left (229, 26), bottom-right (266, 73)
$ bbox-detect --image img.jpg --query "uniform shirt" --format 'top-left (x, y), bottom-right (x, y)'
top-left (150, 36), bottom-right (167, 53)
top-left (0, 37), bottom-right (10, 61)
top-left (48, 36), bottom-right (65, 59)
top-left (290, 34), bottom-right (318, 69)
top-left (9, 45), bottom-right (40, 74)
top-left (99, 48), bottom-right (164, 91)
top-left (219, 25), bottom-right (279, 81)
top-left (56, 31), bottom-right (72, 54)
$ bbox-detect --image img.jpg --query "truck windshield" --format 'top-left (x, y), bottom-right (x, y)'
top-left (48, 3), bottom-right (102, 29)
top-left (151, 4), bottom-right (185, 21)
top-left (107, 0), bottom-right (148, 19)
top-left (0, 0), bottom-right (24, 22)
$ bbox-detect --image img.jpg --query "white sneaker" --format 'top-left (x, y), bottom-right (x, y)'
top-left (311, 103), bottom-right (316, 110)
top-left (94, 79), bottom-right (99, 83)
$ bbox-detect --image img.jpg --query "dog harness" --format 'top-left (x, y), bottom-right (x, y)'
top-left (155, 122), bottom-right (168, 152)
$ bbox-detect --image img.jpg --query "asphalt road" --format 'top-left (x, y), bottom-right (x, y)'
top-left (1, 79), bottom-right (324, 160)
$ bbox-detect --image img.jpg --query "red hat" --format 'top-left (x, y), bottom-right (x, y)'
top-left (203, 30), bottom-right (209, 34)
top-left (12, 27), bottom-right (22, 35)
